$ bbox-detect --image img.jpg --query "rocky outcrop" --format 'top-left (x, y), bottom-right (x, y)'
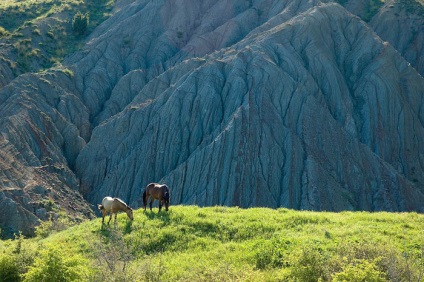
top-left (1, 0), bottom-right (424, 236)
top-left (0, 71), bottom-right (94, 237)
top-left (74, 3), bottom-right (424, 211)
top-left (0, 44), bottom-right (16, 89)
top-left (370, 0), bottom-right (424, 76)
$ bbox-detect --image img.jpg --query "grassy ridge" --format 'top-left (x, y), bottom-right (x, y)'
top-left (0, 0), bottom-right (116, 75)
top-left (1, 206), bottom-right (423, 281)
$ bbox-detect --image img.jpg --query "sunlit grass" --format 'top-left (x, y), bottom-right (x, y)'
top-left (2, 206), bottom-right (422, 281)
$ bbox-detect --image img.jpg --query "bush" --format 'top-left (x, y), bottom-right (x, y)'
top-left (72, 11), bottom-right (89, 36)
top-left (291, 245), bottom-right (328, 282)
top-left (22, 246), bottom-right (91, 282)
top-left (0, 233), bottom-right (36, 282)
top-left (35, 215), bottom-right (75, 238)
top-left (253, 237), bottom-right (291, 269)
top-left (90, 229), bottom-right (136, 281)
top-left (0, 26), bottom-right (8, 37)
top-left (332, 259), bottom-right (386, 282)
top-left (0, 254), bottom-right (20, 282)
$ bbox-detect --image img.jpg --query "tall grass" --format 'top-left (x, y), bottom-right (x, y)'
top-left (1, 206), bottom-right (423, 281)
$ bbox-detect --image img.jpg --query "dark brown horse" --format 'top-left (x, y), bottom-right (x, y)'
top-left (142, 183), bottom-right (170, 212)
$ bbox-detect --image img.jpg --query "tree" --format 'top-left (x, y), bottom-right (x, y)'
top-left (72, 11), bottom-right (89, 36)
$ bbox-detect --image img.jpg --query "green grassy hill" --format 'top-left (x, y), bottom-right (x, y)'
top-left (1, 206), bottom-right (423, 281)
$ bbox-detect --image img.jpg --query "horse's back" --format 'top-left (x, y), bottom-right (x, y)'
top-left (102, 196), bottom-right (114, 211)
top-left (146, 182), bottom-right (159, 190)
top-left (146, 183), bottom-right (168, 191)
top-left (145, 183), bottom-right (169, 200)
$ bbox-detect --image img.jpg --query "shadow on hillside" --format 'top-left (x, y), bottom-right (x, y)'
top-left (144, 210), bottom-right (171, 224)
top-left (123, 220), bottom-right (133, 234)
top-left (95, 218), bottom-right (133, 236)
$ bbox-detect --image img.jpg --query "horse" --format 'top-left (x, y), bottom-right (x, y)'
top-left (142, 183), bottom-right (170, 212)
top-left (98, 196), bottom-right (134, 225)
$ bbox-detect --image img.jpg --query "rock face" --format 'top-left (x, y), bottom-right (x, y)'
top-left (1, 0), bottom-right (424, 236)
top-left (370, 0), bottom-right (424, 76)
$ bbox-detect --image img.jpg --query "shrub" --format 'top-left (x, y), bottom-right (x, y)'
top-left (90, 229), bottom-right (136, 281)
top-left (35, 215), bottom-right (75, 238)
top-left (335, 241), bottom-right (424, 281)
top-left (0, 26), bottom-right (8, 37)
top-left (291, 245), bottom-right (328, 282)
top-left (72, 11), bottom-right (89, 36)
top-left (332, 259), bottom-right (386, 282)
top-left (34, 220), bottom-right (53, 238)
top-left (22, 246), bottom-right (90, 282)
top-left (253, 237), bottom-right (291, 269)
top-left (0, 233), bottom-right (36, 282)
top-left (0, 254), bottom-right (20, 282)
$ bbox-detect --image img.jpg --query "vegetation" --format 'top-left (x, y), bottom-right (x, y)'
top-left (72, 11), bottom-right (89, 36)
top-left (334, 0), bottom-right (386, 22)
top-left (0, 0), bottom-right (116, 74)
top-left (0, 206), bottom-right (423, 281)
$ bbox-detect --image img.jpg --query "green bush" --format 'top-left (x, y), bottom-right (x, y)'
top-left (0, 233), bottom-right (36, 282)
top-left (72, 11), bottom-right (89, 36)
top-left (291, 245), bottom-right (328, 282)
top-left (22, 246), bottom-right (91, 282)
top-left (332, 259), bottom-right (386, 282)
top-left (35, 215), bottom-right (75, 238)
top-left (0, 254), bottom-right (20, 282)
top-left (253, 237), bottom-right (291, 269)
top-left (0, 26), bottom-right (8, 37)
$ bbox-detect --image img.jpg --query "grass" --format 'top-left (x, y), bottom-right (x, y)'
top-left (0, 0), bottom-right (116, 75)
top-left (335, 0), bottom-right (386, 22)
top-left (1, 206), bottom-right (423, 281)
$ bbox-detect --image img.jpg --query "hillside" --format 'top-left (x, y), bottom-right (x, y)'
top-left (1, 206), bottom-right (423, 281)
top-left (0, 0), bottom-right (116, 85)
top-left (1, 0), bottom-right (424, 237)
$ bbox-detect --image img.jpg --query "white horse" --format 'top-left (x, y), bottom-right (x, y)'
top-left (98, 196), bottom-right (134, 225)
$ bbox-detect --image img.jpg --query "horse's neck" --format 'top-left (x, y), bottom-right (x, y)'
top-left (163, 185), bottom-right (169, 194)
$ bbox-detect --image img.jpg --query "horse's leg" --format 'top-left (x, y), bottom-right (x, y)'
top-left (101, 209), bottom-right (107, 225)
top-left (144, 195), bottom-right (149, 211)
top-left (108, 212), bottom-right (112, 225)
top-left (159, 201), bottom-right (163, 212)
top-left (143, 190), bottom-right (147, 211)
top-left (114, 213), bottom-right (117, 225)
top-left (149, 199), bottom-right (153, 211)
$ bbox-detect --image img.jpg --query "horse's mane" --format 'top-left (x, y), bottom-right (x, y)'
top-left (114, 197), bottom-right (129, 208)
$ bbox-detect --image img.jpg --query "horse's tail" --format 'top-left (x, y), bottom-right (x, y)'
top-left (98, 204), bottom-right (104, 210)
top-left (142, 190), bottom-right (147, 208)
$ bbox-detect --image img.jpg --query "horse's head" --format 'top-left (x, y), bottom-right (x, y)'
top-left (163, 192), bottom-right (170, 211)
top-left (126, 207), bottom-right (134, 220)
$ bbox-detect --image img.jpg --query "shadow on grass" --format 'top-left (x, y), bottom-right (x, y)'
top-left (98, 224), bottom-right (112, 237)
top-left (95, 218), bottom-right (133, 236)
top-left (144, 210), bottom-right (171, 224)
top-left (123, 220), bottom-right (133, 234)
